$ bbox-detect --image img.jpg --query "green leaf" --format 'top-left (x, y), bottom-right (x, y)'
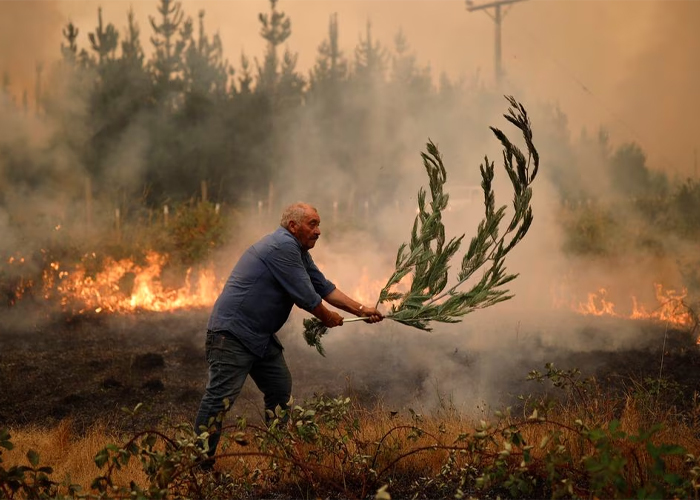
top-left (27, 449), bottom-right (40, 467)
top-left (94, 449), bottom-right (110, 469)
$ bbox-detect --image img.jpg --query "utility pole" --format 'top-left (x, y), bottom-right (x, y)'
top-left (466, 0), bottom-right (528, 85)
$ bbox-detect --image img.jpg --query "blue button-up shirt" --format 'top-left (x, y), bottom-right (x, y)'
top-left (207, 227), bottom-right (336, 357)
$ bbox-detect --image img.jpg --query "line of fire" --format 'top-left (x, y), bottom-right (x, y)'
top-left (4, 211), bottom-right (695, 332)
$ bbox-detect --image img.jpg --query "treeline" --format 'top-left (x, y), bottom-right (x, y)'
top-left (0, 0), bottom-right (688, 223)
top-left (1, 0), bottom-right (496, 215)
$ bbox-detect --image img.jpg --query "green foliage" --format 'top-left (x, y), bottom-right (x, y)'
top-left (4, 369), bottom-right (700, 499)
top-left (666, 178), bottom-right (700, 239)
top-left (88, 8), bottom-right (119, 64)
top-left (303, 96), bottom-right (540, 353)
top-left (302, 317), bottom-right (328, 356)
top-left (256, 0), bottom-right (293, 93)
top-left (379, 96), bottom-right (539, 330)
top-left (309, 13), bottom-right (347, 94)
top-left (149, 0), bottom-right (187, 101)
top-left (0, 200), bottom-right (234, 312)
top-left (9, 0), bottom-right (698, 220)
top-left (559, 203), bottom-right (622, 256)
top-left (609, 143), bottom-right (668, 199)
top-left (354, 20), bottom-right (387, 84)
top-left (182, 11), bottom-right (229, 101)
top-left (0, 429), bottom-right (66, 499)
top-left (166, 200), bottom-right (228, 266)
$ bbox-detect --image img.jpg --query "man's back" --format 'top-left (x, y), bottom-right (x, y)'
top-left (207, 227), bottom-right (335, 356)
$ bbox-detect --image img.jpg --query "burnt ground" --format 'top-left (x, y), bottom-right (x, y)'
top-left (2, 305), bottom-right (700, 434)
top-left (0, 308), bottom-right (212, 432)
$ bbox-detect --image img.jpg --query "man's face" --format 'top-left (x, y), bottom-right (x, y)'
top-left (289, 208), bottom-right (321, 250)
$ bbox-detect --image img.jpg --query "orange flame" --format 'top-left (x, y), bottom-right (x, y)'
top-left (43, 251), bottom-right (221, 314)
top-left (555, 283), bottom-right (694, 328)
top-left (351, 267), bottom-right (413, 310)
top-left (575, 288), bottom-right (618, 317)
top-left (351, 267), bottom-right (387, 306)
top-left (629, 283), bottom-right (694, 327)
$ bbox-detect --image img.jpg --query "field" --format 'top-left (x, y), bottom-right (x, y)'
top-left (2, 300), bottom-right (700, 498)
top-left (2, 191), bottom-right (700, 498)
top-left (1, 6), bottom-right (699, 494)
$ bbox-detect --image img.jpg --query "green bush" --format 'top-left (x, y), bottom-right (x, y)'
top-left (166, 200), bottom-right (229, 267)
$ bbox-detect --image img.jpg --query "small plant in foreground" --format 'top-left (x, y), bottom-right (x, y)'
top-left (3, 365), bottom-right (700, 499)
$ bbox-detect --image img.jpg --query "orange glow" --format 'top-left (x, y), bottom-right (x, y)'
top-left (629, 283), bottom-right (694, 327)
top-left (555, 283), bottom-right (694, 328)
top-left (351, 267), bottom-right (388, 306)
top-left (576, 288), bottom-right (618, 317)
top-left (351, 267), bottom-right (413, 310)
top-left (42, 251), bottom-right (221, 314)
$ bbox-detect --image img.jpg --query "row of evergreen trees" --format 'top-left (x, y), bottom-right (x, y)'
top-left (2, 0), bottom-right (472, 212)
top-left (0, 0), bottom-right (674, 222)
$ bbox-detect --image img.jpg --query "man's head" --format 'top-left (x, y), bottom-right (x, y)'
top-left (280, 202), bottom-right (321, 250)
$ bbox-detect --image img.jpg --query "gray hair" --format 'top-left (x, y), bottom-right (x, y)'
top-left (280, 202), bottom-right (317, 229)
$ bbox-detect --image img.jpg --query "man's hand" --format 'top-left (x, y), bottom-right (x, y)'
top-left (312, 302), bottom-right (344, 328)
top-left (321, 310), bottom-right (344, 328)
top-left (323, 289), bottom-right (384, 323)
top-left (359, 305), bottom-right (383, 323)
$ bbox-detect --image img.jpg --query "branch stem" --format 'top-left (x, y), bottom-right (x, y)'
top-left (342, 315), bottom-right (395, 323)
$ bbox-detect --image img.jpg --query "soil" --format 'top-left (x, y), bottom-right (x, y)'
top-left (0, 308), bottom-right (212, 432)
top-left (2, 306), bottom-right (700, 434)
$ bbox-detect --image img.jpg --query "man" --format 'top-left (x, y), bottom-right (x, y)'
top-left (194, 201), bottom-right (383, 468)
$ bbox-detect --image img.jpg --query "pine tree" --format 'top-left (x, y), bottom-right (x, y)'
top-left (237, 52), bottom-right (253, 95)
top-left (277, 48), bottom-right (304, 108)
top-left (249, 0), bottom-right (302, 209)
top-left (390, 28), bottom-right (431, 93)
top-left (88, 7), bottom-right (119, 64)
top-left (609, 143), bottom-right (659, 198)
top-left (149, 0), bottom-right (187, 104)
top-left (182, 10), bottom-right (230, 101)
top-left (81, 6), bottom-right (154, 198)
top-left (255, 0), bottom-right (291, 93)
top-left (303, 12), bottom-right (349, 200)
top-left (309, 13), bottom-right (347, 92)
top-left (61, 23), bottom-right (81, 64)
top-left (353, 19), bottom-right (386, 85)
top-left (121, 8), bottom-right (145, 68)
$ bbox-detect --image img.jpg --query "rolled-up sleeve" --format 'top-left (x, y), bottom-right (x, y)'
top-left (265, 240), bottom-right (323, 311)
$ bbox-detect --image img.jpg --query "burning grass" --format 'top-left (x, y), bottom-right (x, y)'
top-left (3, 378), bottom-right (700, 499)
top-left (2, 194), bottom-right (698, 341)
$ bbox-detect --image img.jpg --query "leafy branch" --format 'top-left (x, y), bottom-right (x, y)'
top-left (304, 95), bottom-right (540, 355)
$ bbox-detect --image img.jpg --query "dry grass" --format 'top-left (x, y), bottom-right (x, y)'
top-left (3, 393), bottom-right (700, 498)
top-left (3, 420), bottom-right (147, 495)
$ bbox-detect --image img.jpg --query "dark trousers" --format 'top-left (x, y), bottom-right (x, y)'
top-left (194, 331), bottom-right (292, 458)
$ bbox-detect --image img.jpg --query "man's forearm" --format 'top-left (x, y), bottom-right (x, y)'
top-left (323, 288), bottom-right (364, 316)
top-left (311, 301), bottom-right (332, 321)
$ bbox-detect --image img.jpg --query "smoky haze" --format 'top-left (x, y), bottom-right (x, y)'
top-left (4, 0), bottom-right (698, 175)
top-left (0, 0), bottom-right (697, 415)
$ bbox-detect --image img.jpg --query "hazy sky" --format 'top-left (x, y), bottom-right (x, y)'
top-left (1, 0), bottom-right (698, 176)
